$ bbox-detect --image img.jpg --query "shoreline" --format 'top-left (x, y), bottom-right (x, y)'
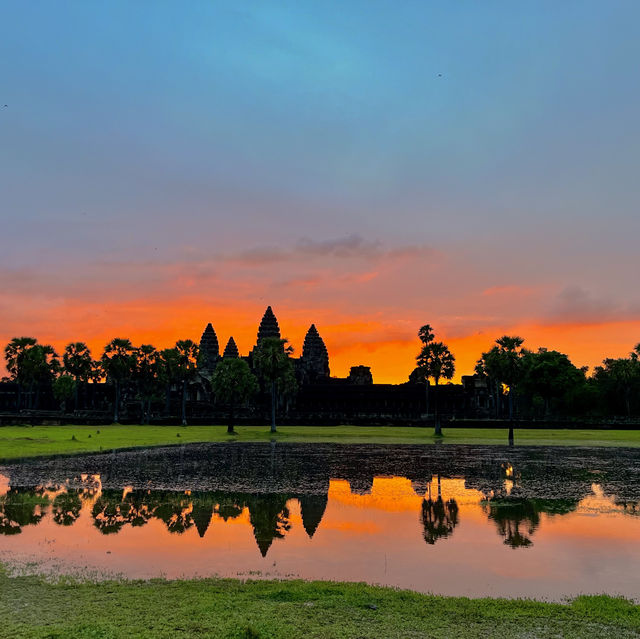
top-left (2, 568), bottom-right (639, 638)
top-left (2, 424), bottom-right (640, 462)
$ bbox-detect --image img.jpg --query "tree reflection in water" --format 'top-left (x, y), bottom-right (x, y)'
top-left (1, 475), bottom-right (631, 557)
top-left (153, 492), bottom-right (195, 535)
top-left (52, 491), bottom-right (82, 526)
top-left (421, 498), bottom-right (459, 544)
top-left (246, 494), bottom-right (292, 557)
top-left (483, 499), bottom-right (578, 548)
top-left (0, 489), bottom-right (49, 535)
top-left (84, 489), bottom-right (295, 556)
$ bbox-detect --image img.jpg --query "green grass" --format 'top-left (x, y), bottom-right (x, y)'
top-left (1, 568), bottom-right (639, 638)
top-left (2, 424), bottom-right (640, 461)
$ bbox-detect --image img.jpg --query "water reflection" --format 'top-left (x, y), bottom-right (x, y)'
top-left (483, 498), bottom-right (579, 548)
top-left (0, 485), bottom-right (345, 557)
top-left (1, 442), bottom-right (640, 599)
top-left (0, 488), bottom-right (49, 535)
top-left (1, 476), bottom-right (638, 555)
top-left (52, 491), bottom-right (82, 526)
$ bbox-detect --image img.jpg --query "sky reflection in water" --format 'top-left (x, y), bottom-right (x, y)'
top-left (1, 443), bottom-right (639, 600)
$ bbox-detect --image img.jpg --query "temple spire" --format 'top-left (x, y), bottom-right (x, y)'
top-left (301, 323), bottom-right (330, 381)
top-left (198, 323), bottom-right (220, 372)
top-left (191, 503), bottom-right (214, 539)
top-left (223, 336), bottom-right (239, 358)
top-left (299, 494), bottom-right (328, 538)
top-left (256, 306), bottom-right (281, 344)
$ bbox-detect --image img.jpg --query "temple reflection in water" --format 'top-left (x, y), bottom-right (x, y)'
top-left (2, 441), bottom-right (640, 558)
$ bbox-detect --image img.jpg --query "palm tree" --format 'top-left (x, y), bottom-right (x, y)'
top-left (494, 336), bottom-right (525, 444)
top-left (175, 340), bottom-right (199, 426)
top-left (8, 341), bottom-right (60, 409)
top-left (421, 496), bottom-right (459, 545)
top-left (158, 347), bottom-right (181, 416)
top-left (416, 324), bottom-right (435, 417)
top-left (417, 341), bottom-right (455, 436)
top-left (4, 337), bottom-right (37, 409)
top-left (211, 358), bottom-right (258, 433)
top-left (253, 337), bottom-right (296, 433)
top-left (101, 338), bottom-right (136, 423)
top-left (62, 342), bottom-right (93, 411)
top-left (33, 344), bottom-right (60, 408)
top-left (53, 374), bottom-right (76, 412)
top-left (135, 344), bottom-right (160, 424)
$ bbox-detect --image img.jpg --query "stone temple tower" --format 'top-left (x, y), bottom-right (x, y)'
top-left (300, 324), bottom-right (330, 382)
top-left (223, 336), bottom-right (239, 359)
top-left (199, 323), bottom-right (220, 373)
top-left (255, 306), bottom-right (281, 345)
top-left (250, 306), bottom-right (282, 364)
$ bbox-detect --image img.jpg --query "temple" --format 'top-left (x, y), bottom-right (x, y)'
top-left (0, 305), bottom-right (493, 423)
top-left (183, 305), bottom-right (492, 425)
top-left (198, 323), bottom-right (219, 375)
top-left (222, 336), bottom-right (239, 359)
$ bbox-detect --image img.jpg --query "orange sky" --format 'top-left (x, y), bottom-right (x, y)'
top-left (2, 3), bottom-right (639, 385)
top-left (1, 292), bottom-right (640, 383)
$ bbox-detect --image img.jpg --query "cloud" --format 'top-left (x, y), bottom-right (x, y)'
top-left (224, 234), bottom-right (435, 266)
top-left (549, 285), bottom-right (640, 325)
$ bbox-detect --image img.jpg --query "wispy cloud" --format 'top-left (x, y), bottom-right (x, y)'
top-left (224, 234), bottom-right (435, 266)
top-left (549, 285), bottom-right (640, 325)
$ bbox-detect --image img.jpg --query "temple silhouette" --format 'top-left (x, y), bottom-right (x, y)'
top-left (0, 305), bottom-right (493, 422)
top-left (186, 306), bottom-right (489, 425)
top-left (3, 441), bottom-right (637, 554)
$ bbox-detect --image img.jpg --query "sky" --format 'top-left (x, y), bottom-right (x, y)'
top-left (1, 1), bottom-right (639, 383)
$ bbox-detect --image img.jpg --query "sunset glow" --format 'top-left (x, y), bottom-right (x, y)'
top-left (2, 2), bottom-right (639, 382)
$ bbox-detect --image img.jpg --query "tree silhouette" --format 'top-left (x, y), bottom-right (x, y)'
top-left (134, 344), bottom-right (161, 423)
top-left (421, 497), bottom-right (459, 544)
top-left (62, 342), bottom-right (93, 410)
top-left (153, 492), bottom-right (195, 534)
top-left (4, 338), bottom-right (59, 409)
top-left (101, 338), bottom-right (136, 423)
top-left (253, 337), bottom-right (296, 433)
top-left (416, 341), bottom-right (455, 435)
top-left (593, 346), bottom-right (640, 417)
top-left (415, 324), bottom-right (435, 417)
top-left (174, 340), bottom-right (199, 426)
top-left (483, 499), bottom-right (541, 548)
top-left (52, 491), bottom-right (82, 526)
top-left (52, 374), bottom-right (76, 412)
top-left (91, 494), bottom-right (131, 535)
top-left (0, 489), bottom-right (50, 535)
top-left (4, 337), bottom-right (37, 409)
top-left (476, 336), bottom-right (526, 444)
top-left (158, 347), bottom-right (181, 416)
top-left (520, 349), bottom-right (586, 419)
top-left (211, 358), bottom-right (258, 433)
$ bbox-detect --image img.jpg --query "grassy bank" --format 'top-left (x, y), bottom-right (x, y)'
top-left (2, 424), bottom-right (640, 461)
top-left (1, 570), bottom-right (639, 639)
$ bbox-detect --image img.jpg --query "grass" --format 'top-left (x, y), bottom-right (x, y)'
top-left (2, 424), bottom-right (640, 461)
top-left (1, 568), bottom-right (639, 639)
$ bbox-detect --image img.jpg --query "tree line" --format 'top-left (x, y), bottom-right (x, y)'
top-left (412, 324), bottom-right (640, 433)
top-left (3, 328), bottom-right (640, 427)
top-left (2, 336), bottom-right (295, 431)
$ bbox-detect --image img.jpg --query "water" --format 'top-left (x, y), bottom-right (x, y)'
top-left (1, 442), bottom-right (639, 600)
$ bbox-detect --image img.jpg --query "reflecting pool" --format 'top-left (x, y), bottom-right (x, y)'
top-left (1, 442), bottom-right (639, 600)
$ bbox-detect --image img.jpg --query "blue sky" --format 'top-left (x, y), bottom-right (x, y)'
top-left (1, 1), bottom-right (639, 380)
